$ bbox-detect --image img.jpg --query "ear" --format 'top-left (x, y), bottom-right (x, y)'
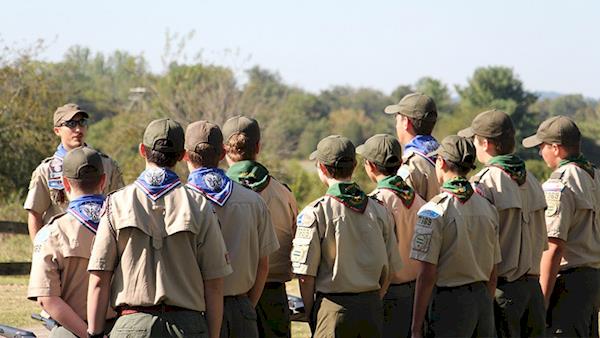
top-left (182, 151), bottom-right (190, 162)
top-left (63, 176), bottom-right (72, 193)
top-left (255, 141), bottom-right (261, 156)
top-left (53, 126), bottom-right (61, 136)
top-left (99, 174), bottom-right (107, 191)
top-left (139, 143), bottom-right (146, 159)
top-left (551, 143), bottom-right (561, 156)
top-left (436, 156), bottom-right (446, 170)
top-left (365, 160), bottom-right (377, 173)
top-left (219, 145), bottom-right (226, 161)
top-left (318, 162), bottom-right (329, 177)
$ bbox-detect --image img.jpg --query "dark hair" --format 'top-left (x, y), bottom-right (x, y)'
top-left (187, 143), bottom-right (221, 167)
top-left (371, 161), bottom-right (400, 176)
top-left (67, 177), bottom-right (103, 194)
top-left (145, 140), bottom-right (183, 167)
top-left (444, 158), bottom-right (472, 176)
top-left (478, 135), bottom-right (515, 155)
top-left (224, 132), bottom-right (257, 161)
top-left (323, 162), bottom-right (356, 180)
top-left (408, 117), bottom-right (436, 135)
top-left (562, 143), bottom-right (581, 157)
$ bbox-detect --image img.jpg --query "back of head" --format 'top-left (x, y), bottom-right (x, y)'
top-left (143, 118), bottom-right (185, 167)
top-left (384, 93), bottom-right (438, 135)
top-left (310, 135), bottom-right (356, 179)
top-left (185, 120), bottom-right (223, 167)
top-left (222, 115), bottom-right (260, 161)
top-left (63, 146), bottom-right (104, 193)
top-left (434, 135), bottom-right (476, 176)
top-left (458, 109), bottom-right (516, 154)
top-left (356, 134), bottom-right (402, 176)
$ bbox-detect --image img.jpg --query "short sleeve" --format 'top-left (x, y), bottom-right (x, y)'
top-left (27, 226), bottom-right (62, 299)
top-left (491, 208), bottom-right (502, 264)
top-left (543, 180), bottom-right (573, 241)
top-left (258, 200), bottom-right (280, 258)
top-left (410, 204), bottom-right (443, 264)
top-left (291, 206), bottom-right (321, 276)
top-left (88, 197), bottom-right (119, 271)
top-left (23, 165), bottom-right (52, 214)
top-left (196, 208), bottom-right (233, 280)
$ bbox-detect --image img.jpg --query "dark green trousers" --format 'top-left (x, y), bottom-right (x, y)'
top-left (110, 311), bottom-right (207, 338)
top-left (495, 276), bottom-right (546, 338)
top-left (221, 295), bottom-right (259, 338)
top-left (256, 282), bottom-right (291, 338)
top-left (428, 282), bottom-right (494, 338)
top-left (311, 291), bottom-right (383, 338)
top-left (383, 282), bottom-right (415, 338)
top-left (547, 267), bottom-right (600, 338)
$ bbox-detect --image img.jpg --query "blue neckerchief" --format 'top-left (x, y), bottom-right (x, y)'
top-left (54, 144), bottom-right (68, 159)
top-left (66, 194), bottom-right (105, 234)
top-left (187, 167), bottom-right (233, 207)
top-left (404, 135), bottom-right (440, 165)
top-left (135, 167), bottom-right (181, 201)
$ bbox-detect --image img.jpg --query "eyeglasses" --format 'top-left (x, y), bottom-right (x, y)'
top-left (60, 119), bottom-right (88, 129)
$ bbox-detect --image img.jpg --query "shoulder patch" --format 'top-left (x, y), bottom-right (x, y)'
top-left (543, 181), bottom-right (563, 217)
top-left (297, 210), bottom-right (316, 228)
top-left (417, 208), bottom-right (441, 219)
top-left (543, 180), bottom-right (565, 192)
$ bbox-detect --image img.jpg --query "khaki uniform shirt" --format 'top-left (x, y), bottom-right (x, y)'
top-left (259, 178), bottom-right (298, 283)
top-left (27, 213), bottom-right (115, 320)
top-left (88, 184), bottom-right (232, 312)
top-left (472, 167), bottom-right (548, 280)
top-left (24, 153), bottom-right (124, 223)
top-left (370, 187), bottom-right (426, 284)
top-left (543, 164), bottom-right (600, 269)
top-left (410, 191), bottom-right (502, 287)
top-left (291, 196), bottom-right (402, 293)
top-left (212, 183), bottom-right (280, 296)
top-left (398, 152), bottom-right (440, 202)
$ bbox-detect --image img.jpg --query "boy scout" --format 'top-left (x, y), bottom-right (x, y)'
top-left (356, 134), bottom-right (426, 338)
top-left (183, 120), bottom-right (280, 338)
top-left (24, 103), bottom-right (124, 241)
top-left (522, 116), bottom-right (600, 337)
top-left (410, 135), bottom-right (501, 338)
top-left (28, 147), bottom-right (115, 338)
top-left (222, 115), bottom-right (299, 338)
top-left (384, 93), bottom-right (440, 201)
top-left (87, 118), bottom-right (232, 338)
top-left (291, 135), bottom-right (401, 338)
top-left (459, 110), bottom-right (547, 337)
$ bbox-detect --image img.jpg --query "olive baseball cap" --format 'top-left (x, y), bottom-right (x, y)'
top-left (430, 135), bottom-right (476, 169)
top-left (63, 147), bottom-right (104, 180)
top-left (185, 120), bottom-right (223, 153)
top-left (54, 103), bottom-right (89, 127)
top-left (309, 135), bottom-right (356, 168)
top-left (522, 115), bottom-right (581, 148)
top-left (222, 115), bottom-right (260, 145)
top-left (356, 134), bottom-right (402, 168)
top-left (384, 93), bottom-right (438, 121)
top-left (458, 109), bottom-right (515, 139)
top-left (143, 118), bottom-right (184, 153)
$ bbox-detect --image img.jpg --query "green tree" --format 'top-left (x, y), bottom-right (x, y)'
top-left (415, 77), bottom-right (452, 113)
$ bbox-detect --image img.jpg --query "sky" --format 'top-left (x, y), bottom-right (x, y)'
top-left (1, 0), bottom-right (599, 98)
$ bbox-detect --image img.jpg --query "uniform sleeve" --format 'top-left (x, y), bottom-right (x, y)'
top-left (105, 157), bottom-right (125, 193)
top-left (544, 181), bottom-right (574, 241)
top-left (288, 191), bottom-right (299, 235)
top-left (291, 206), bottom-right (321, 276)
top-left (88, 198), bottom-right (119, 271)
top-left (196, 206), bottom-right (233, 280)
top-left (27, 227), bottom-right (62, 299)
top-left (410, 205), bottom-right (443, 264)
top-left (403, 160), bottom-right (427, 201)
top-left (258, 200), bottom-right (280, 258)
top-left (382, 207), bottom-right (403, 273)
top-left (23, 164), bottom-right (52, 214)
top-left (491, 208), bottom-right (502, 265)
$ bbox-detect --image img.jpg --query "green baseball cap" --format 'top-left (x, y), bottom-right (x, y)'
top-left (143, 118), bottom-right (184, 153)
top-left (458, 109), bottom-right (515, 139)
top-left (185, 120), bottom-right (223, 153)
top-left (384, 93), bottom-right (438, 121)
top-left (356, 134), bottom-right (402, 167)
top-left (54, 103), bottom-right (89, 127)
top-left (309, 135), bottom-right (356, 168)
top-left (522, 115), bottom-right (581, 148)
top-left (63, 147), bottom-right (104, 180)
top-left (430, 135), bottom-right (476, 169)
top-left (222, 115), bottom-right (260, 145)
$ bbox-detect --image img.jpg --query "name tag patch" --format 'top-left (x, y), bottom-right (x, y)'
top-left (291, 245), bottom-right (309, 264)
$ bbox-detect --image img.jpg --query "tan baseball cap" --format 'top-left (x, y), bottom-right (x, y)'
top-left (222, 115), bottom-right (260, 145)
top-left (53, 103), bottom-right (89, 127)
top-left (185, 120), bottom-right (223, 153)
top-left (143, 118), bottom-right (184, 153)
top-left (430, 135), bottom-right (476, 169)
top-left (309, 135), bottom-right (356, 168)
top-left (384, 93), bottom-right (437, 121)
top-left (522, 115), bottom-right (581, 148)
top-left (63, 147), bottom-right (104, 180)
top-left (458, 109), bottom-right (515, 140)
top-left (356, 134), bottom-right (402, 168)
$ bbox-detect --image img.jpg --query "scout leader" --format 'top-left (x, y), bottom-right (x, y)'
top-left (28, 147), bottom-right (115, 338)
top-left (356, 134), bottom-right (426, 338)
top-left (87, 119), bottom-right (232, 338)
top-left (384, 93), bottom-right (440, 201)
top-left (183, 120), bottom-right (280, 338)
top-left (459, 110), bottom-right (547, 337)
top-left (24, 103), bottom-right (123, 241)
top-left (410, 135), bottom-right (501, 338)
top-left (291, 135), bottom-right (401, 338)
top-left (522, 116), bottom-right (600, 337)
top-left (222, 115), bottom-right (299, 338)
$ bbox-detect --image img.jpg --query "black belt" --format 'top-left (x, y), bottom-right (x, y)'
top-left (318, 290), bottom-right (379, 297)
top-left (497, 273), bottom-right (538, 284)
top-left (117, 304), bottom-right (192, 316)
top-left (436, 281), bottom-right (486, 292)
top-left (560, 266), bottom-right (599, 275)
top-left (390, 280), bottom-right (416, 287)
top-left (264, 282), bottom-right (285, 289)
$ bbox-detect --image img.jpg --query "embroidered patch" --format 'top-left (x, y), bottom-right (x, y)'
top-left (291, 245), bottom-right (309, 264)
top-left (203, 172), bottom-right (224, 190)
top-left (80, 202), bottom-right (102, 223)
top-left (416, 216), bottom-right (434, 228)
top-left (295, 227), bottom-right (315, 240)
top-left (297, 211), bottom-right (316, 228)
top-left (417, 208), bottom-right (441, 219)
top-left (144, 168), bottom-right (166, 186)
top-left (397, 166), bottom-right (410, 180)
top-left (543, 181), bottom-right (565, 192)
top-left (413, 233), bottom-right (432, 253)
top-left (48, 158), bottom-right (63, 179)
top-left (546, 199), bottom-right (560, 217)
top-left (544, 188), bottom-right (562, 217)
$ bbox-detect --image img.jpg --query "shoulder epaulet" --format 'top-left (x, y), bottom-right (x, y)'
top-left (550, 170), bottom-right (564, 180)
top-left (405, 152), bottom-right (416, 161)
top-left (282, 182), bottom-right (292, 192)
top-left (369, 195), bottom-right (385, 205)
top-left (430, 194), bottom-right (448, 204)
top-left (472, 168), bottom-right (491, 185)
top-left (41, 156), bottom-right (54, 164)
top-left (311, 197), bottom-right (325, 207)
top-left (47, 212), bottom-right (67, 225)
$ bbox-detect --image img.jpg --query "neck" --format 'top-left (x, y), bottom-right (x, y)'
top-left (398, 132), bottom-right (416, 146)
top-left (146, 162), bottom-right (172, 170)
top-left (66, 190), bottom-right (101, 201)
top-left (326, 177), bottom-right (352, 187)
top-left (480, 151), bottom-right (494, 165)
top-left (374, 173), bottom-right (388, 182)
top-left (442, 171), bottom-right (462, 183)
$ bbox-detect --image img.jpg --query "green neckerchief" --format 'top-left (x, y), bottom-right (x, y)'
top-left (377, 175), bottom-right (415, 208)
top-left (326, 182), bottom-right (368, 213)
top-left (559, 154), bottom-right (595, 179)
top-left (487, 154), bottom-right (527, 186)
top-left (441, 176), bottom-right (474, 203)
top-left (226, 160), bottom-right (271, 192)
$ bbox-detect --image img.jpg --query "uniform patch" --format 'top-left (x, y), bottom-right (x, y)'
top-left (290, 245), bottom-right (309, 264)
top-left (295, 227), bottom-right (315, 240)
top-left (545, 198), bottom-right (560, 217)
top-left (417, 208), bottom-right (441, 219)
top-left (543, 181), bottom-right (565, 192)
top-left (412, 233), bottom-right (432, 253)
top-left (397, 166), bottom-right (410, 180)
top-left (48, 158), bottom-right (63, 179)
top-left (544, 187), bottom-right (562, 217)
top-left (416, 215), bottom-right (434, 228)
top-left (297, 211), bottom-right (316, 228)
